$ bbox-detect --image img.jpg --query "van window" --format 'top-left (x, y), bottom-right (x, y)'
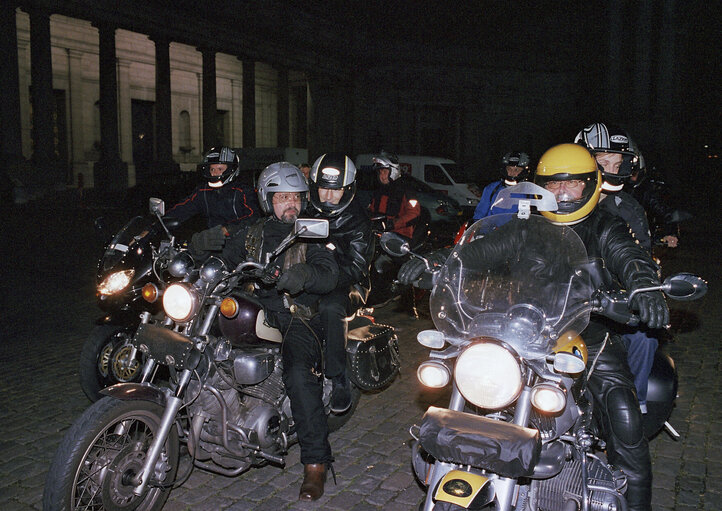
top-left (425, 165), bottom-right (451, 185)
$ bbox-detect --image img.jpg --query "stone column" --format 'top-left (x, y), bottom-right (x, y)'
top-left (242, 58), bottom-right (256, 148)
top-left (151, 35), bottom-right (175, 172)
top-left (199, 47), bottom-right (217, 151)
top-left (276, 67), bottom-right (289, 148)
top-left (231, 78), bottom-right (242, 147)
top-left (93, 21), bottom-right (128, 190)
top-left (0, 4), bottom-right (25, 172)
top-left (117, 59), bottom-right (134, 185)
top-left (67, 49), bottom-right (86, 184)
top-left (28, 5), bottom-right (61, 188)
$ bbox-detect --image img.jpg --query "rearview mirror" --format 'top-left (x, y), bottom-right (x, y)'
top-left (662, 273), bottom-right (707, 301)
top-left (149, 197), bottom-right (165, 216)
top-left (294, 218), bottom-right (329, 239)
top-left (380, 232), bottom-right (410, 257)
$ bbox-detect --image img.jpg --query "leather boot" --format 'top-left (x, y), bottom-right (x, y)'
top-left (299, 463), bottom-right (327, 501)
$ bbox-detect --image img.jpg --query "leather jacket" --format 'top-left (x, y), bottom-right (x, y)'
top-left (167, 180), bottom-right (260, 230)
top-left (220, 217), bottom-right (339, 316)
top-left (315, 198), bottom-right (374, 302)
top-left (627, 176), bottom-right (677, 239)
top-left (598, 191), bottom-right (652, 252)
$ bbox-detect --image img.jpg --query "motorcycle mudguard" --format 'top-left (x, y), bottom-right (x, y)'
top-left (433, 470), bottom-right (493, 509)
top-left (419, 407), bottom-right (541, 478)
top-left (100, 382), bottom-right (167, 407)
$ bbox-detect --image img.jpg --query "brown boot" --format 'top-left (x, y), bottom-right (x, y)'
top-left (299, 463), bottom-right (327, 501)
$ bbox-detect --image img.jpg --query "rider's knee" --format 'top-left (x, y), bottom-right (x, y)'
top-left (606, 386), bottom-right (645, 446)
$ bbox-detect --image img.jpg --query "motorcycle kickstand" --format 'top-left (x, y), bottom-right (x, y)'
top-left (664, 421), bottom-right (681, 440)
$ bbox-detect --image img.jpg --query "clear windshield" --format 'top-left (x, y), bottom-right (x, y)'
top-left (429, 214), bottom-right (592, 360)
top-left (101, 216), bottom-right (150, 271)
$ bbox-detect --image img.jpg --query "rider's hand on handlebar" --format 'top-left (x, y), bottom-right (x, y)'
top-left (190, 225), bottom-right (227, 252)
top-left (631, 289), bottom-right (670, 329)
top-left (397, 248), bottom-right (449, 286)
top-left (276, 263), bottom-right (312, 295)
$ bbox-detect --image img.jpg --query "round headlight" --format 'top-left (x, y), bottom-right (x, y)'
top-left (454, 342), bottom-right (522, 410)
top-left (98, 269), bottom-right (134, 295)
top-left (417, 361), bottom-right (451, 388)
top-left (162, 283), bottom-right (198, 322)
top-left (531, 383), bottom-right (566, 414)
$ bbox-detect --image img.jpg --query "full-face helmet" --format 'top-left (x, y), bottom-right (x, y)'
top-left (501, 151), bottom-right (531, 185)
top-left (309, 153), bottom-right (357, 216)
top-left (198, 146), bottom-right (240, 187)
top-left (574, 123), bottom-right (638, 192)
top-left (372, 151), bottom-right (401, 182)
top-left (534, 143), bottom-right (601, 225)
top-left (256, 162), bottom-right (309, 214)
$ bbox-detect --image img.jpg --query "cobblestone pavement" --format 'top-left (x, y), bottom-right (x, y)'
top-left (0, 198), bottom-right (719, 510)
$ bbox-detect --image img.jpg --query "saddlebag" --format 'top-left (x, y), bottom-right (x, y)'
top-left (419, 406), bottom-right (541, 478)
top-left (346, 323), bottom-right (399, 391)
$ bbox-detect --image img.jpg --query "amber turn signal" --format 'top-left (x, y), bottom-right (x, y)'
top-left (142, 283), bottom-right (159, 303)
top-left (220, 297), bottom-right (238, 318)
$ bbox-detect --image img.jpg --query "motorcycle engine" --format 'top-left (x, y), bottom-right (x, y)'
top-left (531, 457), bottom-right (626, 511)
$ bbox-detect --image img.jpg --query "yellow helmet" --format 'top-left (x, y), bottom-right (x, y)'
top-left (534, 143), bottom-right (601, 225)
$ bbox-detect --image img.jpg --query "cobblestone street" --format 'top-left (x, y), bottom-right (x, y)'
top-left (0, 195), bottom-right (719, 510)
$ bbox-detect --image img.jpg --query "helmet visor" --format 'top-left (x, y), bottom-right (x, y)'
top-left (535, 171), bottom-right (598, 215)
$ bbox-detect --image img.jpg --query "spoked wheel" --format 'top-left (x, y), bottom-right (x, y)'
top-left (80, 325), bottom-right (142, 402)
top-left (43, 397), bottom-right (179, 511)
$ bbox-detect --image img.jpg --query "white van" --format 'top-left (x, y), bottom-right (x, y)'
top-left (354, 154), bottom-right (480, 207)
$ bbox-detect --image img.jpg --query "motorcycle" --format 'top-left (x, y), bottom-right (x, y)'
top-left (44, 211), bottom-right (400, 510)
top-left (392, 184), bottom-right (706, 510)
top-left (79, 199), bottom-right (181, 402)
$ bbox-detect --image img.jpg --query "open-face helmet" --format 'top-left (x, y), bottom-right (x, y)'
top-left (199, 146), bottom-right (239, 187)
top-left (309, 153), bottom-right (357, 216)
top-left (534, 143), bottom-right (601, 225)
top-left (256, 162), bottom-right (309, 214)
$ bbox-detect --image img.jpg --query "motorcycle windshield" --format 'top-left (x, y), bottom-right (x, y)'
top-left (429, 214), bottom-right (592, 360)
top-left (101, 216), bottom-right (150, 271)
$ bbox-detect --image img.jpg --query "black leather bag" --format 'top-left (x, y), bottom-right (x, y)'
top-left (346, 323), bottom-right (400, 391)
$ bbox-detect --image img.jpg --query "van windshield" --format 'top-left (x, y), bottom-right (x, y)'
top-left (442, 163), bottom-right (475, 183)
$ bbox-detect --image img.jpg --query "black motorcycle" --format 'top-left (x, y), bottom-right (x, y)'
top-left (45, 213), bottom-right (400, 510)
top-left (79, 199), bottom-right (180, 401)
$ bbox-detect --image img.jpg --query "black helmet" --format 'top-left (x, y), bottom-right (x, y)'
top-left (198, 146), bottom-right (239, 187)
top-left (501, 151), bottom-right (531, 184)
top-left (574, 123), bottom-right (639, 192)
top-left (309, 153), bottom-right (357, 216)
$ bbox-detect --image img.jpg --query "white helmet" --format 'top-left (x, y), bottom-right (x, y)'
top-left (372, 151), bottom-right (401, 181)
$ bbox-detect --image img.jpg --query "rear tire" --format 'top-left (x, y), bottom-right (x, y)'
top-left (327, 384), bottom-right (362, 433)
top-left (43, 397), bottom-right (179, 511)
top-left (79, 324), bottom-right (142, 402)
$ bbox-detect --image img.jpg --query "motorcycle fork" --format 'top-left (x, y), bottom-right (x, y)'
top-left (132, 368), bottom-right (192, 495)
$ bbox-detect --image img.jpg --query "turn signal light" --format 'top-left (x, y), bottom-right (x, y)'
top-left (142, 283), bottom-right (159, 303)
top-left (220, 297), bottom-right (239, 318)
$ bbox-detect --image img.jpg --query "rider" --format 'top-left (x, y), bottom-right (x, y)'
top-left (576, 123), bottom-right (658, 411)
top-left (398, 143), bottom-right (667, 511)
top-left (166, 146), bottom-right (259, 234)
top-left (368, 151), bottom-right (422, 244)
top-left (472, 151), bottom-right (531, 219)
top-left (190, 162), bottom-right (339, 501)
top-left (308, 153), bottom-right (374, 414)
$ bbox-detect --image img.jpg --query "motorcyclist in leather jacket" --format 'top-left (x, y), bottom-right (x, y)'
top-left (398, 143), bottom-right (667, 511)
top-left (190, 162), bottom-right (338, 501)
top-left (167, 146), bottom-right (260, 233)
top-left (307, 153), bottom-right (374, 414)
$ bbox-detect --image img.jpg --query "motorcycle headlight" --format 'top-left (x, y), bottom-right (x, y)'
top-left (162, 283), bottom-right (198, 322)
top-left (454, 342), bottom-right (522, 410)
top-left (98, 269), bottom-right (134, 295)
top-left (417, 360), bottom-right (451, 388)
top-left (530, 383), bottom-right (566, 414)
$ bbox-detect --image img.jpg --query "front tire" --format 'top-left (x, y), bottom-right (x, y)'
top-left (43, 397), bottom-right (179, 511)
top-left (79, 324), bottom-right (142, 402)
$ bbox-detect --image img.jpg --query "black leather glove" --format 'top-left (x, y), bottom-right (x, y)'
top-left (190, 225), bottom-right (227, 252)
top-left (277, 263), bottom-right (311, 295)
top-left (397, 248), bottom-right (450, 286)
top-left (631, 288), bottom-right (669, 329)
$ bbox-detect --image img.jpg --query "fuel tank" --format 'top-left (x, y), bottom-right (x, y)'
top-left (219, 292), bottom-right (282, 346)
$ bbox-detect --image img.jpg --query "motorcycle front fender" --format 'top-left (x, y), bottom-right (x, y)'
top-left (100, 382), bottom-right (167, 407)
